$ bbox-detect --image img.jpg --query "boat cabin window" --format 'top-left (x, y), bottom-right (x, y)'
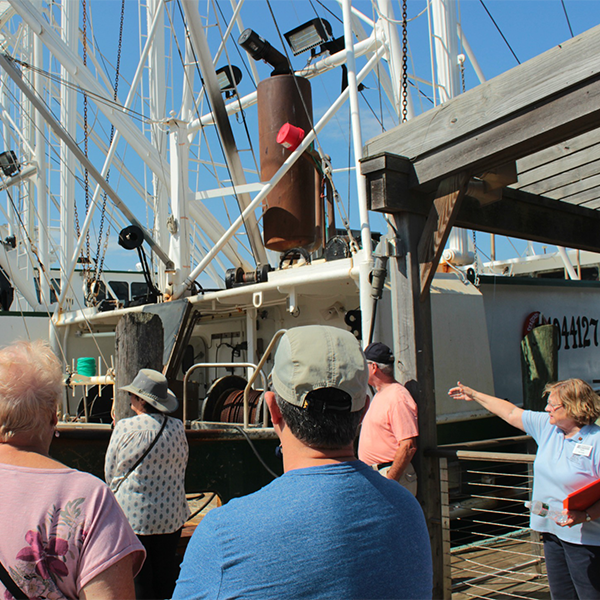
top-left (34, 277), bottom-right (61, 304)
top-left (131, 282), bottom-right (150, 300)
top-left (109, 280), bottom-right (129, 302)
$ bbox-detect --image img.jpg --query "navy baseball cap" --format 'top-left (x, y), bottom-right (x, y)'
top-left (364, 342), bottom-right (394, 365)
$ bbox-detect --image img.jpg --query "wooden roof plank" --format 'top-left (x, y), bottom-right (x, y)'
top-left (407, 76), bottom-right (600, 188)
top-left (516, 144), bottom-right (600, 192)
top-left (364, 24), bottom-right (600, 162)
top-left (514, 143), bottom-right (600, 189)
top-left (576, 194), bottom-right (600, 209)
top-left (540, 171), bottom-right (600, 200)
top-left (517, 129), bottom-right (600, 174)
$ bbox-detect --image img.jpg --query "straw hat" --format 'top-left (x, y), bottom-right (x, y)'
top-left (120, 368), bottom-right (178, 414)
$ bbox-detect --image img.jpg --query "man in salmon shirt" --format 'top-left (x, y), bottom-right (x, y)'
top-left (358, 342), bottom-right (419, 495)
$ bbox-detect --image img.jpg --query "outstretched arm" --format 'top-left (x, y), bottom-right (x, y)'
top-left (448, 382), bottom-right (525, 431)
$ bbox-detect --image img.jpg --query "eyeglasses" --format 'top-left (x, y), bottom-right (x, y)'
top-left (546, 400), bottom-right (563, 411)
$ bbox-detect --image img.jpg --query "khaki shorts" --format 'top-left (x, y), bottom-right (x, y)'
top-left (375, 462), bottom-right (418, 497)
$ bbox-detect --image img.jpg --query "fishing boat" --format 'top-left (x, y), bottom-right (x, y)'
top-left (0, 0), bottom-right (599, 496)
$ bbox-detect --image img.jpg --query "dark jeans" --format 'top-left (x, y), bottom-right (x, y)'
top-left (135, 528), bottom-right (182, 600)
top-left (543, 532), bottom-right (600, 599)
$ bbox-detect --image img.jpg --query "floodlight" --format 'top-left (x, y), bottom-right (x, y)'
top-left (215, 65), bottom-right (242, 98)
top-left (238, 29), bottom-right (290, 75)
top-left (284, 18), bottom-right (332, 55)
top-left (0, 151), bottom-right (20, 177)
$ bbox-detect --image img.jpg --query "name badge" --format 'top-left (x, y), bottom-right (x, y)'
top-left (573, 443), bottom-right (592, 457)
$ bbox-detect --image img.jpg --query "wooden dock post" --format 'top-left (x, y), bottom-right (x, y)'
top-left (521, 323), bottom-right (558, 411)
top-left (114, 312), bottom-right (164, 423)
top-left (361, 153), bottom-right (469, 599)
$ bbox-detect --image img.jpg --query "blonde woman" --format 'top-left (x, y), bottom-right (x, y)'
top-left (0, 340), bottom-right (144, 600)
top-left (449, 378), bottom-right (600, 599)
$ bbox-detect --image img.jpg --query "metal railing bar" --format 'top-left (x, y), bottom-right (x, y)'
top-left (467, 469), bottom-right (533, 479)
top-left (468, 482), bottom-right (531, 491)
top-left (472, 509), bottom-right (525, 530)
top-left (456, 549), bottom-right (541, 569)
top-left (462, 581), bottom-right (543, 600)
top-left (451, 529), bottom-right (535, 551)
top-left (468, 491), bottom-right (530, 501)
top-left (437, 434), bottom-right (532, 450)
top-left (452, 568), bottom-right (545, 587)
top-left (468, 515), bottom-right (529, 527)
top-left (461, 529), bottom-right (532, 543)
top-left (458, 543), bottom-right (542, 561)
top-left (443, 446), bottom-right (548, 598)
top-left (465, 497), bottom-right (529, 508)
top-left (434, 449), bottom-right (535, 462)
top-left (452, 561), bottom-right (546, 591)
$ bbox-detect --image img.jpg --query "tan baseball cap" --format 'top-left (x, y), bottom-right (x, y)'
top-left (271, 325), bottom-right (368, 412)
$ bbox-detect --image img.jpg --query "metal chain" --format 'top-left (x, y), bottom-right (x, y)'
top-left (94, 0), bottom-right (125, 284)
top-left (472, 229), bottom-right (480, 288)
top-left (82, 0), bottom-right (90, 269)
top-left (401, 0), bottom-right (408, 122)
top-left (460, 55), bottom-right (466, 93)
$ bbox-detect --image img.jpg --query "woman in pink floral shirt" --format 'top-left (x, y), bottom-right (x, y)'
top-left (0, 341), bottom-right (145, 599)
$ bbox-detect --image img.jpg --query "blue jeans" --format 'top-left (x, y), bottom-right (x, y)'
top-left (542, 533), bottom-right (600, 599)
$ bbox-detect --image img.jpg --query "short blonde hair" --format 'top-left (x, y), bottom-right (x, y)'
top-left (544, 378), bottom-right (600, 426)
top-left (0, 340), bottom-right (63, 442)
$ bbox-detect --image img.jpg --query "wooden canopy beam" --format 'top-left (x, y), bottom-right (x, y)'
top-left (418, 174), bottom-right (469, 300)
top-left (454, 187), bottom-right (600, 253)
top-left (361, 153), bottom-right (600, 254)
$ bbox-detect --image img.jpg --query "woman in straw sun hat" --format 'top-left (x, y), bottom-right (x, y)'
top-left (105, 368), bottom-right (190, 600)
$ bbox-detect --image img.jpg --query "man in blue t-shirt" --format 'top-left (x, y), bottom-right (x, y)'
top-left (173, 325), bottom-right (433, 600)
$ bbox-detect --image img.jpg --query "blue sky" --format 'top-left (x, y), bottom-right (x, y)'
top-left (56, 0), bottom-right (600, 274)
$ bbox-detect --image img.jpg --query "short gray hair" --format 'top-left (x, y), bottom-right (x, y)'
top-left (373, 361), bottom-right (394, 377)
top-left (0, 340), bottom-right (63, 442)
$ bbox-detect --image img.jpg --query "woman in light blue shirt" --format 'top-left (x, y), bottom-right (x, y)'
top-left (449, 378), bottom-right (600, 599)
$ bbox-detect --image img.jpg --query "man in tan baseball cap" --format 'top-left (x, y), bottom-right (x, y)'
top-left (174, 325), bottom-right (432, 600)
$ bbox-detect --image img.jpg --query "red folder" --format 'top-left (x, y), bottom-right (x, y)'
top-left (563, 478), bottom-right (600, 511)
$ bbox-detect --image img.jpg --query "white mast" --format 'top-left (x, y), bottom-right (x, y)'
top-left (33, 0), bottom-right (49, 305)
top-left (342, 0), bottom-right (373, 345)
top-left (168, 118), bottom-right (192, 289)
top-left (431, 0), bottom-right (460, 102)
top-left (431, 0), bottom-right (472, 265)
top-left (146, 0), bottom-right (169, 291)
top-left (60, 0), bottom-right (78, 305)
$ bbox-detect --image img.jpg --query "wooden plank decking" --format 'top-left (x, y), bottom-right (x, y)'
top-left (452, 536), bottom-right (549, 600)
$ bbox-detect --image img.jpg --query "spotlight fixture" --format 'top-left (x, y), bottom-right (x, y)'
top-left (215, 65), bottom-right (242, 98)
top-left (0, 150), bottom-right (20, 177)
top-left (238, 29), bottom-right (291, 76)
top-left (284, 18), bottom-right (332, 56)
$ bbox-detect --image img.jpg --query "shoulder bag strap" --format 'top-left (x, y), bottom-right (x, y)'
top-left (0, 560), bottom-right (28, 600)
top-left (113, 415), bottom-right (168, 493)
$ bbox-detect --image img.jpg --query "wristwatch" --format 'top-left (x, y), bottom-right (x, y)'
top-left (584, 511), bottom-right (592, 522)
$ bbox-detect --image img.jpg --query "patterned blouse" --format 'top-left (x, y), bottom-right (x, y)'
top-left (105, 413), bottom-right (190, 535)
